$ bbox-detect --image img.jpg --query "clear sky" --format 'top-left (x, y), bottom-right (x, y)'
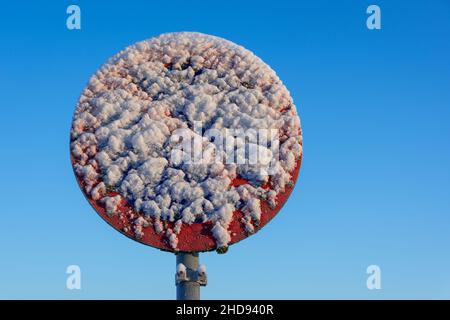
top-left (0, 0), bottom-right (449, 299)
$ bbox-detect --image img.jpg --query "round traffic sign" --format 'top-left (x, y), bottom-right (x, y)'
top-left (70, 32), bottom-right (302, 253)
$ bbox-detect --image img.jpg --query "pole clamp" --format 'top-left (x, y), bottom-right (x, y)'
top-left (175, 265), bottom-right (207, 286)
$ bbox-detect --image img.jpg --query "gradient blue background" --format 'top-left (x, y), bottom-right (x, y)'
top-left (0, 0), bottom-right (449, 299)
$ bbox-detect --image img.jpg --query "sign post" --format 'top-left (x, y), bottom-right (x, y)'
top-left (175, 252), bottom-right (206, 300)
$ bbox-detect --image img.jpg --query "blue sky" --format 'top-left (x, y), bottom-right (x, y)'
top-left (0, 0), bottom-right (449, 299)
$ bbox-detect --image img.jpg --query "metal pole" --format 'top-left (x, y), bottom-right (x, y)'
top-left (176, 252), bottom-right (207, 300)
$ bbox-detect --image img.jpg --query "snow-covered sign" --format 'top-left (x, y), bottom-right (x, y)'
top-left (70, 32), bottom-right (302, 253)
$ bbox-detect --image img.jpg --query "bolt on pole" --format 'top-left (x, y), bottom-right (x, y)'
top-left (175, 252), bottom-right (207, 300)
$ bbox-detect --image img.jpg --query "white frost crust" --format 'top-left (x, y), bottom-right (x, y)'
top-left (101, 195), bottom-right (122, 216)
top-left (177, 263), bottom-right (186, 274)
top-left (71, 32), bottom-right (302, 249)
top-left (211, 221), bottom-right (231, 248)
top-left (198, 264), bottom-right (207, 274)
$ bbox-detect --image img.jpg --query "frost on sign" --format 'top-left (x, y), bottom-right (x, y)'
top-left (70, 32), bottom-right (302, 253)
